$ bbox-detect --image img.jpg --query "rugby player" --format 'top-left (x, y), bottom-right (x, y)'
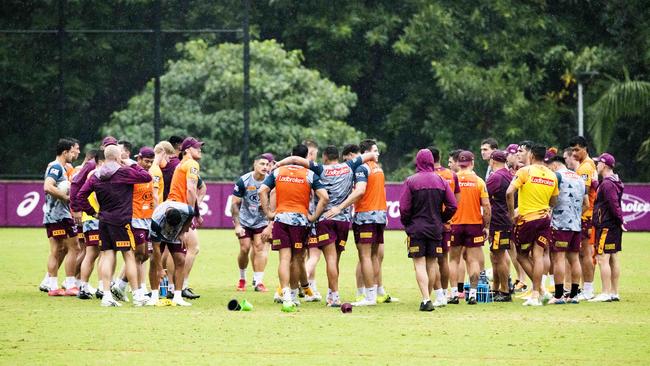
top-left (591, 153), bottom-right (624, 302)
top-left (448, 149), bottom-right (462, 173)
top-left (259, 144), bottom-right (329, 311)
top-left (486, 150), bottom-right (514, 302)
top-left (429, 147), bottom-right (460, 305)
top-left (40, 138), bottom-right (80, 296)
top-left (302, 139), bottom-right (322, 300)
top-left (232, 155), bottom-right (272, 292)
top-left (545, 152), bottom-right (586, 304)
top-left (400, 149), bottom-right (457, 311)
top-left (162, 135), bottom-right (184, 201)
top-left (448, 151), bottom-right (490, 305)
top-left (507, 144), bottom-right (558, 306)
top-left (480, 138), bottom-right (498, 180)
top-left (569, 136), bottom-right (598, 301)
top-left (77, 145), bottom-right (152, 307)
top-left (504, 143), bottom-right (528, 293)
top-left (279, 145), bottom-right (378, 306)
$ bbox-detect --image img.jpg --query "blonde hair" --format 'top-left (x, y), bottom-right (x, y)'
top-left (104, 145), bottom-right (120, 161)
top-left (154, 141), bottom-right (175, 155)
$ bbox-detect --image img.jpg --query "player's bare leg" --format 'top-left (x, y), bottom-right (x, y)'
top-left (353, 243), bottom-right (376, 306)
top-left (237, 236), bottom-right (251, 291)
top-left (181, 229), bottom-right (200, 299)
top-left (251, 234), bottom-right (269, 291)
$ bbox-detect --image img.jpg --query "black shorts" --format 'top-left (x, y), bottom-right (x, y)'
top-left (406, 235), bottom-right (442, 258)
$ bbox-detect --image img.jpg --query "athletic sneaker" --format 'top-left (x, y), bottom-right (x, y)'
top-left (77, 288), bottom-right (94, 300)
top-left (326, 298), bottom-right (342, 307)
top-left (281, 301), bottom-right (297, 313)
top-left (611, 294), bottom-right (620, 302)
top-left (39, 283), bottom-right (50, 293)
top-left (522, 297), bottom-right (543, 306)
top-left (377, 293), bottom-right (393, 303)
top-left (236, 279), bottom-right (246, 292)
top-left (419, 300), bottom-right (435, 312)
top-left (302, 286), bottom-right (315, 298)
top-left (254, 283), bottom-right (268, 292)
top-left (577, 291), bottom-right (594, 301)
top-left (100, 298), bottom-right (121, 307)
top-left (95, 289), bottom-right (104, 299)
top-left (171, 298), bottom-right (192, 306)
top-left (355, 294), bottom-right (366, 302)
top-left (494, 293), bottom-right (512, 302)
top-left (48, 288), bottom-right (65, 296)
top-left (547, 297), bottom-right (566, 305)
top-left (305, 291), bottom-right (322, 302)
top-left (516, 288), bottom-right (533, 299)
top-left (111, 284), bottom-right (128, 302)
top-left (448, 296), bottom-right (460, 304)
top-left (541, 292), bottom-right (552, 305)
top-left (513, 280), bottom-right (528, 293)
top-left (457, 291), bottom-right (465, 300)
top-left (273, 291), bottom-right (283, 304)
top-left (588, 293), bottom-right (612, 303)
top-left (432, 298), bottom-right (447, 307)
top-left (467, 296), bottom-right (477, 305)
top-left (182, 288), bottom-right (200, 299)
top-left (133, 296), bottom-right (147, 307)
top-left (64, 287), bottom-right (79, 296)
top-left (352, 299), bottom-right (377, 307)
top-left (566, 296), bottom-right (579, 304)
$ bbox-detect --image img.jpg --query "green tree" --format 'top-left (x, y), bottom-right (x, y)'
top-left (101, 39), bottom-right (361, 179)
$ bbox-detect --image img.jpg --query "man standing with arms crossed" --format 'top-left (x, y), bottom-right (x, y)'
top-left (507, 144), bottom-right (558, 306)
top-left (569, 136), bottom-right (598, 300)
top-left (259, 144), bottom-right (329, 312)
top-left (232, 155), bottom-right (272, 292)
top-left (78, 145), bottom-right (152, 306)
top-left (448, 151), bottom-right (491, 305)
top-left (400, 149), bottom-right (457, 311)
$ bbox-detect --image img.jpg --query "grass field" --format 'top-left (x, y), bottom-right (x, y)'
top-left (1, 228), bottom-right (649, 365)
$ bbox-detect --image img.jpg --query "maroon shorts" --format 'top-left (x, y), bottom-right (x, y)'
top-left (77, 225), bottom-right (85, 243)
top-left (161, 241), bottom-right (187, 254)
top-left (271, 222), bottom-right (309, 251)
top-left (45, 219), bottom-right (76, 239)
top-left (513, 216), bottom-right (551, 254)
top-left (581, 219), bottom-right (596, 244)
top-left (551, 229), bottom-right (580, 253)
top-left (315, 220), bottom-right (350, 251)
top-left (84, 230), bottom-right (101, 247)
top-left (238, 226), bottom-right (265, 239)
top-left (98, 222), bottom-right (135, 252)
top-left (451, 224), bottom-right (485, 248)
top-left (406, 235), bottom-right (442, 258)
top-left (440, 230), bottom-right (451, 254)
top-left (353, 223), bottom-right (385, 245)
top-left (132, 228), bottom-right (149, 246)
top-left (489, 228), bottom-right (511, 252)
top-left (596, 226), bottom-right (622, 254)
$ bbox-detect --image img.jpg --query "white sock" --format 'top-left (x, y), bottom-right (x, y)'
top-left (253, 272), bottom-right (264, 285)
top-left (422, 298), bottom-right (430, 304)
top-left (239, 269), bottom-right (246, 280)
top-left (65, 276), bottom-right (76, 289)
top-left (584, 282), bottom-right (593, 294)
top-left (366, 286), bottom-right (377, 302)
top-left (357, 287), bottom-right (366, 296)
top-left (103, 290), bottom-right (114, 301)
top-left (173, 290), bottom-right (182, 301)
top-left (377, 286), bottom-right (386, 296)
top-left (75, 279), bottom-right (82, 287)
top-left (168, 284), bottom-right (175, 292)
top-left (182, 279), bottom-right (189, 290)
top-left (451, 288), bottom-right (458, 297)
top-left (541, 274), bottom-right (548, 287)
top-left (117, 278), bottom-right (128, 290)
top-left (469, 288), bottom-right (477, 299)
top-left (549, 276), bottom-right (555, 287)
top-left (150, 291), bottom-right (159, 301)
top-left (309, 280), bottom-right (318, 293)
top-left (282, 287), bottom-right (292, 302)
top-left (290, 288), bottom-right (299, 301)
top-left (133, 288), bottom-right (143, 299)
top-left (42, 272), bottom-right (50, 283)
top-left (327, 288), bottom-right (332, 298)
top-left (49, 277), bottom-right (58, 290)
top-left (435, 289), bottom-right (445, 301)
top-left (80, 281), bottom-right (88, 291)
top-left (97, 281), bottom-right (104, 291)
top-left (331, 291), bottom-right (339, 301)
top-left (140, 283), bottom-right (146, 291)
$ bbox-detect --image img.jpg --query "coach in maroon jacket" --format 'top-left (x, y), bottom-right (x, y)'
top-left (78, 144), bottom-right (152, 307)
top-left (399, 149), bottom-right (457, 311)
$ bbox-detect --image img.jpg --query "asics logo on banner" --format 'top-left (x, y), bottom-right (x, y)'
top-left (278, 176), bottom-right (305, 184)
top-left (17, 192), bottom-right (40, 217)
top-left (531, 177), bottom-right (555, 186)
top-left (622, 193), bottom-right (650, 223)
top-left (324, 166), bottom-right (351, 177)
top-left (459, 181), bottom-right (476, 187)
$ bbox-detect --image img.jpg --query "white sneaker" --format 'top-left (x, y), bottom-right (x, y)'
top-left (611, 294), bottom-right (620, 302)
top-left (87, 284), bottom-right (97, 296)
top-left (111, 284), bottom-right (129, 302)
top-left (522, 298), bottom-right (543, 306)
top-left (133, 296), bottom-right (147, 307)
top-left (352, 299), bottom-right (377, 307)
top-left (101, 298), bottom-right (122, 307)
top-left (305, 291), bottom-right (322, 302)
top-left (145, 297), bottom-right (158, 306)
top-left (291, 296), bottom-right (301, 307)
top-left (588, 293), bottom-right (612, 302)
top-left (577, 292), bottom-right (594, 301)
top-left (432, 298), bottom-right (447, 307)
top-left (172, 298), bottom-right (192, 306)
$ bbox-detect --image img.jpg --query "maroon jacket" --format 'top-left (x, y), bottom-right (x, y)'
top-left (78, 161), bottom-right (152, 226)
top-left (399, 149), bottom-right (457, 240)
top-left (161, 155), bottom-right (180, 200)
top-left (487, 167), bottom-right (513, 230)
top-left (69, 160), bottom-right (96, 212)
top-left (593, 174), bottom-right (624, 228)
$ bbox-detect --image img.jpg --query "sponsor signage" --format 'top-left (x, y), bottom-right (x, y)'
top-left (2, 181), bottom-right (650, 231)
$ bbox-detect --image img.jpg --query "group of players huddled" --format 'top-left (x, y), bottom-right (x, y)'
top-left (38, 134), bottom-right (625, 311)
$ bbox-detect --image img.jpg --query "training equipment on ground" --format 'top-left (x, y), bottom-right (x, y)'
top-left (340, 303), bottom-right (353, 313)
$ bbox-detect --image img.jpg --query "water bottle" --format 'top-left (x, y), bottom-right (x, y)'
top-left (159, 276), bottom-right (168, 297)
top-left (479, 270), bottom-right (488, 285)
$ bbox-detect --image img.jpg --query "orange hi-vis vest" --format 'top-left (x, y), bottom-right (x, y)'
top-left (275, 166), bottom-right (312, 215)
top-left (355, 161), bottom-right (387, 213)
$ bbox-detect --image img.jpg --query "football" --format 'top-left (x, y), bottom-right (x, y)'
top-left (57, 180), bottom-right (70, 195)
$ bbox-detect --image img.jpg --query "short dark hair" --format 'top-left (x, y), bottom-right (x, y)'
top-left (569, 136), bottom-right (588, 148)
top-left (481, 138), bottom-right (498, 149)
top-left (292, 144), bottom-right (308, 158)
top-left (118, 140), bottom-right (133, 154)
top-left (530, 144), bottom-right (547, 161)
top-left (518, 140), bottom-right (534, 151)
top-left (168, 135), bottom-right (184, 149)
top-left (323, 145), bottom-right (339, 161)
top-left (64, 137), bottom-right (80, 145)
top-left (85, 149), bottom-right (99, 160)
top-left (94, 150), bottom-right (105, 163)
top-left (359, 139), bottom-right (376, 153)
top-left (253, 154), bottom-right (267, 162)
top-left (427, 146), bottom-right (440, 163)
top-left (165, 208), bottom-right (182, 227)
top-left (449, 149), bottom-right (463, 162)
top-left (302, 139), bottom-right (318, 149)
top-left (550, 154), bottom-right (566, 165)
top-left (56, 139), bottom-right (75, 155)
top-left (341, 144), bottom-right (359, 156)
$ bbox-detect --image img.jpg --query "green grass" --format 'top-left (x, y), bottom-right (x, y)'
top-left (1, 229), bottom-right (649, 365)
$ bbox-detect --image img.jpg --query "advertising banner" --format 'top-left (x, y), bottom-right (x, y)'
top-left (2, 181), bottom-right (649, 231)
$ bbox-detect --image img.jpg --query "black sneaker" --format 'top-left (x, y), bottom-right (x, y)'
top-left (95, 289), bottom-right (104, 299)
top-left (467, 296), bottom-right (477, 305)
top-left (448, 296), bottom-right (460, 304)
top-left (419, 300), bottom-right (435, 312)
top-left (182, 288), bottom-right (200, 299)
top-left (494, 292), bottom-right (512, 302)
top-left (166, 291), bottom-right (174, 299)
top-left (77, 289), bottom-right (93, 300)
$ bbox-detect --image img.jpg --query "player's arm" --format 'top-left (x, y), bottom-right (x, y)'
top-left (603, 181), bottom-right (625, 225)
top-left (77, 177), bottom-right (97, 217)
top-left (309, 188), bottom-right (330, 223)
top-left (259, 172), bottom-right (277, 220)
top-left (453, 173), bottom-right (461, 203)
top-left (193, 178), bottom-right (207, 227)
top-left (151, 175), bottom-right (161, 209)
top-left (506, 182), bottom-right (518, 222)
top-left (398, 180), bottom-right (413, 225)
top-left (230, 178), bottom-right (246, 236)
top-left (481, 196), bottom-right (491, 237)
top-left (43, 176), bottom-right (69, 203)
top-left (274, 156), bottom-right (309, 169)
top-left (441, 180), bottom-right (458, 222)
top-left (324, 165), bottom-right (368, 219)
top-left (549, 179), bottom-right (559, 208)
